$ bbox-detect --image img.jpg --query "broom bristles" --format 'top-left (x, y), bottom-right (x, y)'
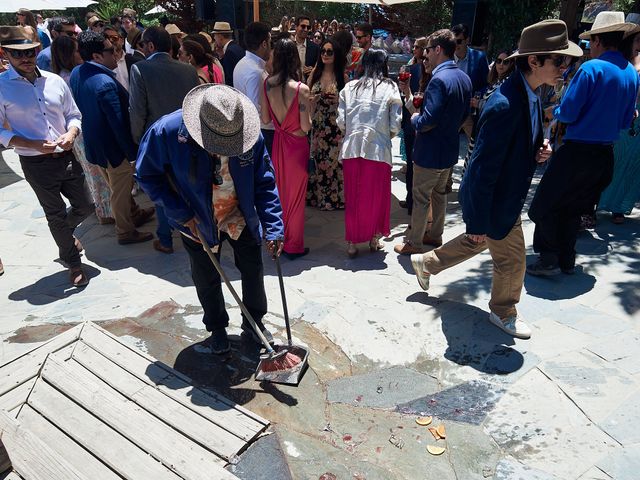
top-left (259, 351), bottom-right (302, 372)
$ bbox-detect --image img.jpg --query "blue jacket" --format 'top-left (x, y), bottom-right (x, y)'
top-left (460, 72), bottom-right (543, 240)
top-left (463, 47), bottom-right (489, 94)
top-left (135, 110), bottom-right (284, 247)
top-left (401, 61), bottom-right (423, 134)
top-left (222, 41), bottom-right (245, 88)
top-left (36, 46), bottom-right (51, 71)
top-left (70, 62), bottom-right (138, 168)
top-left (412, 61), bottom-right (472, 169)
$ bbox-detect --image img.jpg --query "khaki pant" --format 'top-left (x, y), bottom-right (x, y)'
top-left (423, 219), bottom-right (525, 319)
top-left (100, 160), bottom-right (135, 237)
top-left (407, 165), bottom-right (450, 246)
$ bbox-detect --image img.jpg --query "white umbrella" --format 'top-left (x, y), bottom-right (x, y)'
top-left (59, 0), bottom-right (97, 7)
top-left (0, 0), bottom-right (65, 12)
top-left (145, 5), bottom-right (167, 14)
top-left (255, 0), bottom-right (419, 21)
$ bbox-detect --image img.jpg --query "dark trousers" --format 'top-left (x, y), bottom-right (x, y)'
top-left (181, 228), bottom-right (268, 332)
top-left (261, 128), bottom-right (275, 159)
top-left (19, 152), bottom-right (93, 268)
top-left (403, 128), bottom-right (415, 214)
top-left (529, 141), bottom-right (614, 269)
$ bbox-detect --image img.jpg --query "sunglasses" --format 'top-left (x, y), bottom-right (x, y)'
top-left (298, 24), bottom-right (311, 30)
top-left (6, 48), bottom-right (37, 59)
top-left (60, 30), bottom-right (78, 37)
top-left (455, 38), bottom-right (465, 45)
top-left (548, 55), bottom-right (571, 67)
top-left (105, 35), bottom-right (121, 43)
top-left (494, 58), bottom-right (511, 65)
top-left (425, 45), bottom-right (435, 52)
top-left (320, 48), bottom-right (334, 56)
top-left (355, 34), bottom-right (368, 40)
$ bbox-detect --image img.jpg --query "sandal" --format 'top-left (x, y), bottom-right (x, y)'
top-left (347, 242), bottom-right (358, 258)
top-left (69, 266), bottom-right (89, 288)
top-left (369, 236), bottom-right (384, 252)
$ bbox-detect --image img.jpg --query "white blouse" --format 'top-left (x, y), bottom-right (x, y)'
top-left (337, 78), bottom-right (402, 165)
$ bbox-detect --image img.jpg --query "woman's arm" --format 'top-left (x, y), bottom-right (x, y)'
top-left (298, 83), bottom-right (312, 134)
top-left (259, 78), bottom-right (272, 125)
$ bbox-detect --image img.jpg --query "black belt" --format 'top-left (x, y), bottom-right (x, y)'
top-left (21, 151), bottom-right (74, 160)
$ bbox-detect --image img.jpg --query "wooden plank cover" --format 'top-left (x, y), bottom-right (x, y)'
top-left (0, 379), bottom-right (35, 415)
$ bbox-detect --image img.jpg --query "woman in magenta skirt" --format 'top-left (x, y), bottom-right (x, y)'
top-left (337, 48), bottom-right (402, 257)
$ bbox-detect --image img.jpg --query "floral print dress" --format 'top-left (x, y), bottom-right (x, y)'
top-left (307, 81), bottom-right (344, 210)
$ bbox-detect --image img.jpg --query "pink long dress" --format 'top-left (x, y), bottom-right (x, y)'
top-left (264, 81), bottom-right (310, 254)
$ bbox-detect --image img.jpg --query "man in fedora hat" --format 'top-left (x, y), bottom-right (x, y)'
top-left (0, 25), bottom-right (94, 287)
top-left (527, 11), bottom-right (640, 277)
top-left (135, 84), bottom-right (284, 354)
top-left (212, 21), bottom-right (245, 87)
top-left (409, 20), bottom-right (582, 339)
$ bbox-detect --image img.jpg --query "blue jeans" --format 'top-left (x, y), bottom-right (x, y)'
top-left (155, 205), bottom-right (173, 248)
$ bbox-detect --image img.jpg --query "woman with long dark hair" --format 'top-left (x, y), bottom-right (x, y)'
top-left (337, 48), bottom-right (402, 257)
top-left (307, 38), bottom-right (348, 210)
top-left (260, 38), bottom-right (312, 259)
top-left (182, 33), bottom-right (224, 84)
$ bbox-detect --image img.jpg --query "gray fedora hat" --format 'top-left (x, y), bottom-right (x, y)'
top-left (0, 25), bottom-right (40, 50)
top-left (508, 19), bottom-right (582, 59)
top-left (182, 84), bottom-right (260, 157)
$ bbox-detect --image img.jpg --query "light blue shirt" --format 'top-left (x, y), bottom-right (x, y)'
top-left (520, 71), bottom-right (541, 144)
top-left (455, 48), bottom-right (470, 75)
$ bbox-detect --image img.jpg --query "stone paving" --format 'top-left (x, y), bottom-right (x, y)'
top-left (1, 139), bottom-right (639, 480)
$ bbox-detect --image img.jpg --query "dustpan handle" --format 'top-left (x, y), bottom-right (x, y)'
top-left (274, 253), bottom-right (293, 346)
top-left (196, 229), bottom-right (275, 354)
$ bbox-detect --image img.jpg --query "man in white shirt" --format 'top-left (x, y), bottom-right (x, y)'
top-left (294, 16), bottom-right (319, 80)
top-left (0, 26), bottom-right (93, 287)
top-left (233, 22), bottom-right (274, 156)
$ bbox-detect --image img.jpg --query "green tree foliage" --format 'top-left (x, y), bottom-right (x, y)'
top-left (94, 0), bottom-right (156, 23)
top-left (371, 0), bottom-right (454, 36)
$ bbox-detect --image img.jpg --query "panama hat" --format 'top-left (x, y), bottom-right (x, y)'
top-left (0, 25), bottom-right (40, 50)
top-left (212, 22), bottom-right (233, 33)
top-left (165, 24), bottom-right (185, 37)
top-left (579, 11), bottom-right (640, 39)
top-left (508, 19), bottom-right (582, 59)
top-left (182, 84), bottom-right (260, 157)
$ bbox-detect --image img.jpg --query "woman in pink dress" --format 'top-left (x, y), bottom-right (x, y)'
top-left (260, 38), bottom-right (312, 259)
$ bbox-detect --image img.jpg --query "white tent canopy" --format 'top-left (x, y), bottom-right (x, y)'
top-left (145, 5), bottom-right (167, 15)
top-left (0, 0), bottom-right (96, 12)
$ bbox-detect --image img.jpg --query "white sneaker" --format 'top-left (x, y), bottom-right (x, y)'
top-left (410, 254), bottom-right (430, 291)
top-left (488, 312), bottom-right (531, 339)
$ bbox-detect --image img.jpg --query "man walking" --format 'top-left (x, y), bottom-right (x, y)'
top-left (0, 26), bottom-right (94, 287)
top-left (136, 84), bottom-right (284, 354)
top-left (528, 12), bottom-right (640, 277)
top-left (71, 31), bottom-right (154, 246)
top-left (395, 30), bottom-right (472, 255)
top-left (409, 20), bottom-right (582, 339)
top-left (212, 21), bottom-right (244, 87)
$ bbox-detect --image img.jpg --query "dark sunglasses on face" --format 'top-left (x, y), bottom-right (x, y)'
top-left (455, 38), bottom-right (465, 45)
top-left (105, 35), bottom-right (120, 43)
top-left (61, 30), bottom-right (78, 37)
top-left (494, 58), bottom-right (511, 65)
top-left (548, 55), bottom-right (570, 67)
top-left (321, 48), bottom-right (334, 56)
top-left (298, 24), bottom-right (310, 30)
top-left (425, 45), bottom-right (435, 53)
top-left (6, 48), bottom-right (37, 59)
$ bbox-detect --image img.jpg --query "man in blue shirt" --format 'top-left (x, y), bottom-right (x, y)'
top-left (528, 11), bottom-right (640, 276)
top-left (36, 17), bottom-right (76, 72)
top-left (409, 20), bottom-right (582, 339)
top-left (136, 85), bottom-right (284, 355)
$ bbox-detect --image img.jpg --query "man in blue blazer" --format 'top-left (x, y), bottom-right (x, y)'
top-left (136, 85), bottom-right (284, 354)
top-left (212, 21), bottom-right (245, 87)
top-left (395, 29), bottom-right (472, 255)
top-left (409, 20), bottom-right (582, 339)
top-left (71, 31), bottom-right (154, 245)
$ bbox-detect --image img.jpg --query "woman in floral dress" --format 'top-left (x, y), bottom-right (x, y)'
top-left (307, 38), bottom-right (348, 210)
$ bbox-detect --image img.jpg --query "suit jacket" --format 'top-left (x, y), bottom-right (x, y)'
top-left (222, 41), bottom-right (245, 87)
top-left (69, 62), bottom-right (137, 168)
top-left (129, 52), bottom-right (200, 143)
top-left (125, 50), bottom-right (145, 75)
top-left (465, 47), bottom-right (489, 94)
top-left (460, 72), bottom-right (543, 240)
top-left (304, 40), bottom-right (320, 68)
top-left (401, 61), bottom-right (424, 133)
top-left (412, 62), bottom-right (472, 169)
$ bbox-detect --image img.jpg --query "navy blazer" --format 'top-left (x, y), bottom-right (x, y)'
top-left (304, 40), bottom-right (320, 68)
top-left (464, 47), bottom-right (489, 94)
top-left (401, 61), bottom-right (424, 132)
top-left (412, 62), bottom-right (472, 169)
top-left (70, 62), bottom-right (137, 168)
top-left (222, 41), bottom-right (246, 87)
top-left (460, 72), bottom-right (543, 240)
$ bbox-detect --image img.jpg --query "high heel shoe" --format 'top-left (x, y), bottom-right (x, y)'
top-left (347, 242), bottom-right (358, 258)
top-left (369, 236), bottom-right (383, 252)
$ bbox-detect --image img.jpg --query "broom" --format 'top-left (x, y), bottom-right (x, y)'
top-left (195, 229), bottom-right (298, 373)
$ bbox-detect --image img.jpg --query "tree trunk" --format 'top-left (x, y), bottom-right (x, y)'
top-left (559, 0), bottom-right (581, 37)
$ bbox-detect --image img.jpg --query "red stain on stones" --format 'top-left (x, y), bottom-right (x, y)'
top-left (375, 446), bottom-right (382, 454)
top-left (355, 395), bottom-right (363, 402)
top-left (343, 434), bottom-right (352, 442)
top-left (319, 474), bottom-right (337, 480)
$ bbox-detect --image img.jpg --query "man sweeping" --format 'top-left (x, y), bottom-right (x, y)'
top-left (135, 84), bottom-right (284, 355)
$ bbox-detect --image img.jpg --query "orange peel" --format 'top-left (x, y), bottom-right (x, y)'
top-left (428, 427), bottom-right (442, 440)
top-left (427, 444), bottom-right (446, 455)
top-left (415, 416), bottom-right (433, 426)
top-left (436, 424), bottom-right (446, 439)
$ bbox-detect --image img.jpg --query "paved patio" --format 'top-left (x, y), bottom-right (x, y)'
top-left (1, 139), bottom-right (638, 480)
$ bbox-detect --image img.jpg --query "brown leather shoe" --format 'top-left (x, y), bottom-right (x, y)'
top-left (394, 243), bottom-right (422, 255)
top-left (132, 207), bottom-right (155, 228)
top-left (153, 239), bottom-right (174, 254)
top-left (118, 230), bottom-right (153, 245)
top-left (422, 235), bottom-right (442, 247)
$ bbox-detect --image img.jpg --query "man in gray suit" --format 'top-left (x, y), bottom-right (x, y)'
top-left (129, 26), bottom-right (200, 253)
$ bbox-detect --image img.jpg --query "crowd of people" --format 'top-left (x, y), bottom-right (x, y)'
top-left (1, 6), bottom-right (639, 351)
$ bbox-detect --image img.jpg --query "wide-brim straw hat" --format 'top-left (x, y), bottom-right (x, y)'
top-left (212, 21), bottom-right (233, 33)
top-left (579, 11), bottom-right (640, 39)
top-left (0, 25), bottom-right (40, 50)
top-left (508, 19), bottom-right (582, 59)
top-left (624, 13), bottom-right (640, 38)
top-left (182, 84), bottom-right (260, 157)
top-left (165, 24), bottom-right (185, 37)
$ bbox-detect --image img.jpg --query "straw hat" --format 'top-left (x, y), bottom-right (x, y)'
top-left (508, 19), bottom-right (582, 59)
top-left (579, 11), bottom-right (640, 39)
top-left (87, 16), bottom-right (102, 27)
top-left (182, 84), bottom-right (260, 157)
top-left (199, 31), bottom-right (213, 44)
top-left (212, 22), bottom-right (233, 33)
top-left (127, 28), bottom-right (142, 48)
top-left (0, 25), bottom-right (40, 50)
top-left (165, 24), bottom-right (185, 37)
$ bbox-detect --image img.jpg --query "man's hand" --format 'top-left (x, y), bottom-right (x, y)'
top-left (183, 217), bottom-right (200, 241)
top-left (36, 140), bottom-right (59, 154)
top-left (536, 139), bottom-right (552, 164)
top-left (398, 78), bottom-right (411, 97)
top-left (466, 234), bottom-right (486, 244)
top-left (303, 65), bottom-right (313, 76)
top-left (55, 130), bottom-right (77, 151)
top-left (267, 239), bottom-right (284, 257)
top-left (411, 112), bottom-right (420, 121)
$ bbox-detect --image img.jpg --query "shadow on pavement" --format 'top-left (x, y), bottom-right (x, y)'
top-left (0, 150), bottom-right (23, 189)
top-left (523, 255), bottom-right (596, 300)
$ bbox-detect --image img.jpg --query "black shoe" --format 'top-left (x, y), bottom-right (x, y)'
top-left (210, 328), bottom-right (230, 354)
top-left (398, 200), bottom-right (408, 209)
top-left (526, 259), bottom-right (561, 277)
top-left (282, 248), bottom-right (310, 260)
top-left (241, 324), bottom-right (275, 346)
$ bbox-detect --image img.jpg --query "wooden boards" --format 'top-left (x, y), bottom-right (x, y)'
top-left (0, 321), bottom-right (270, 480)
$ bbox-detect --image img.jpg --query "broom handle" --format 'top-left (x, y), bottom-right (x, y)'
top-left (274, 253), bottom-right (293, 346)
top-left (196, 229), bottom-right (275, 354)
